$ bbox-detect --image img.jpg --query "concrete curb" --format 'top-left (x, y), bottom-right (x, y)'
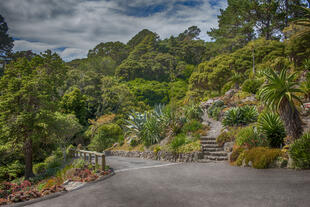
top-left (5, 171), bottom-right (115, 207)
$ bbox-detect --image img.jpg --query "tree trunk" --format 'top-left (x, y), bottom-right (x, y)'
top-left (279, 98), bottom-right (303, 142)
top-left (62, 146), bottom-right (67, 162)
top-left (24, 137), bottom-right (34, 179)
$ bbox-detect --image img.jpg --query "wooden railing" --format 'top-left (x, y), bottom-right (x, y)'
top-left (72, 149), bottom-right (106, 170)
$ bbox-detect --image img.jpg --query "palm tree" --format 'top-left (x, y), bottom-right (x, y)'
top-left (259, 69), bottom-right (303, 141)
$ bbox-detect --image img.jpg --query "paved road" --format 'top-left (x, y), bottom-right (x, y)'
top-left (29, 156), bottom-right (310, 207)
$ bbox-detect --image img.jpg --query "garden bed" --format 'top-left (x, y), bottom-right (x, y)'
top-left (0, 160), bottom-right (113, 206)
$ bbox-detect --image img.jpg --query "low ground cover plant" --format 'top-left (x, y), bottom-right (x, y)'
top-left (239, 147), bottom-right (283, 169)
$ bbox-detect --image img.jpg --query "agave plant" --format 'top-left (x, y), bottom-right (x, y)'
top-left (125, 111), bottom-right (148, 138)
top-left (222, 106), bottom-right (258, 127)
top-left (257, 112), bottom-right (286, 148)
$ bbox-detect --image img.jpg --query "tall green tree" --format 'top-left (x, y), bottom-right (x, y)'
top-left (0, 51), bottom-right (66, 178)
top-left (60, 87), bottom-right (88, 125)
top-left (87, 41), bottom-right (129, 65)
top-left (0, 15), bottom-right (13, 57)
top-left (207, 0), bottom-right (255, 54)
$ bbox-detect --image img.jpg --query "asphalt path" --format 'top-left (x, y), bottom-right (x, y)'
top-left (28, 156), bottom-right (310, 207)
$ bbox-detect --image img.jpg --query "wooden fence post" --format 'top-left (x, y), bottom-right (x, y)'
top-left (101, 154), bottom-right (105, 171)
top-left (84, 152), bottom-right (87, 161)
top-left (89, 153), bottom-right (92, 164)
top-left (95, 154), bottom-right (98, 166)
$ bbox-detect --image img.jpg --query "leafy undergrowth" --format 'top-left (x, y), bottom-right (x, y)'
top-left (0, 159), bottom-right (112, 205)
top-left (110, 125), bottom-right (208, 154)
top-left (111, 141), bottom-right (145, 152)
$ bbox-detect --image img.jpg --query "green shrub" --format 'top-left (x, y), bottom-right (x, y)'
top-left (235, 126), bottom-right (268, 149)
top-left (130, 138), bottom-right (140, 147)
top-left (66, 145), bottom-right (75, 158)
top-left (44, 155), bottom-right (62, 169)
top-left (177, 140), bottom-right (201, 153)
top-left (289, 133), bottom-right (310, 169)
top-left (0, 160), bottom-right (25, 180)
top-left (244, 147), bottom-right (282, 169)
top-left (72, 158), bottom-right (87, 169)
top-left (207, 100), bottom-right (224, 120)
top-left (257, 112), bottom-right (286, 148)
top-left (88, 123), bottom-right (123, 152)
top-left (216, 131), bottom-right (234, 147)
top-left (236, 151), bottom-right (245, 166)
top-left (184, 104), bottom-right (203, 121)
top-left (170, 134), bottom-right (187, 152)
top-left (182, 120), bottom-right (203, 134)
top-left (33, 162), bottom-right (47, 175)
top-left (230, 147), bottom-right (245, 162)
top-left (222, 106), bottom-right (258, 127)
top-left (241, 79), bottom-right (263, 94)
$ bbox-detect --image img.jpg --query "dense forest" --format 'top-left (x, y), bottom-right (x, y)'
top-left (0, 0), bottom-right (310, 183)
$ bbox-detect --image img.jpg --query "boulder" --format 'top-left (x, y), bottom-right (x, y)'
top-left (224, 142), bottom-right (234, 152)
top-left (241, 95), bottom-right (256, 103)
top-left (200, 98), bottom-right (219, 110)
top-left (224, 89), bottom-right (237, 99)
top-left (287, 155), bottom-right (295, 169)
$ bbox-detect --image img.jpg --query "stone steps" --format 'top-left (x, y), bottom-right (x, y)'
top-left (201, 143), bottom-right (219, 148)
top-left (200, 140), bottom-right (217, 145)
top-left (200, 137), bottom-right (228, 162)
top-left (200, 136), bottom-right (216, 140)
top-left (204, 151), bottom-right (228, 156)
top-left (204, 155), bottom-right (228, 161)
top-left (202, 147), bottom-right (223, 152)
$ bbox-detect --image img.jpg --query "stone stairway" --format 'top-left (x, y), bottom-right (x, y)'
top-left (199, 109), bottom-right (228, 162)
top-left (200, 136), bottom-right (228, 161)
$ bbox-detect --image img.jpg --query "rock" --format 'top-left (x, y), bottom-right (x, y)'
top-left (227, 152), bottom-right (233, 162)
top-left (224, 142), bottom-right (234, 152)
top-left (200, 98), bottom-right (218, 110)
top-left (242, 159), bottom-right (247, 167)
top-left (224, 89), bottom-right (237, 99)
top-left (248, 161), bottom-right (253, 167)
top-left (287, 156), bottom-right (295, 169)
top-left (241, 95), bottom-right (256, 103)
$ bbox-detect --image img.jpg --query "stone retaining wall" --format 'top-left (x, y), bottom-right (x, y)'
top-left (105, 150), bottom-right (203, 162)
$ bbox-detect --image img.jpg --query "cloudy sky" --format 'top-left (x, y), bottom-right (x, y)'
top-left (0, 0), bottom-right (227, 61)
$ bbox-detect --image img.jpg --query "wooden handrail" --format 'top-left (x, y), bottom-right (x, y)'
top-left (72, 149), bottom-right (106, 171)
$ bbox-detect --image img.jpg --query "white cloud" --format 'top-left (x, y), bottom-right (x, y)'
top-left (0, 0), bottom-right (227, 61)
